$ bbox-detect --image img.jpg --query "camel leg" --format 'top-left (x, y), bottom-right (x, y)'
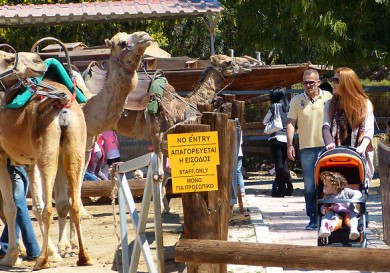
top-left (0, 194), bottom-right (26, 258)
top-left (32, 147), bottom-right (61, 271)
top-left (155, 141), bottom-right (166, 214)
top-left (64, 163), bottom-right (93, 267)
top-left (54, 146), bottom-right (93, 258)
top-left (32, 111), bottom-right (78, 270)
top-left (60, 112), bottom-right (93, 267)
top-left (0, 159), bottom-right (20, 266)
top-left (161, 156), bottom-right (170, 213)
top-left (28, 166), bottom-right (62, 263)
top-left (54, 167), bottom-right (76, 258)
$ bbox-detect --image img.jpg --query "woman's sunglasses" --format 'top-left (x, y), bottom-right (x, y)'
top-left (332, 77), bottom-right (340, 84)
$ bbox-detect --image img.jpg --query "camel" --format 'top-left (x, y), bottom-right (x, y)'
top-left (0, 50), bottom-right (93, 270)
top-left (114, 54), bottom-right (252, 212)
top-left (47, 31), bottom-right (153, 257)
top-left (52, 54), bottom-right (251, 258)
top-left (38, 50), bottom-right (248, 258)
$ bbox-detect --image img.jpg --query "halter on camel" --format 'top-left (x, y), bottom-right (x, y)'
top-left (110, 35), bottom-right (144, 73)
top-left (0, 53), bottom-right (20, 93)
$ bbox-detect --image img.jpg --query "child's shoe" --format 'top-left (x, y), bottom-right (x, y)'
top-left (319, 227), bottom-right (331, 238)
top-left (349, 230), bottom-right (360, 240)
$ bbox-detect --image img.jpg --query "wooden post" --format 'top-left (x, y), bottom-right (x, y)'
top-left (201, 112), bottom-right (235, 273)
top-left (172, 123), bottom-right (219, 273)
top-left (175, 239), bottom-right (390, 272)
top-left (222, 94), bottom-right (236, 103)
top-left (231, 100), bottom-right (245, 123)
top-left (170, 113), bottom-right (235, 273)
top-left (197, 103), bottom-right (213, 113)
top-left (378, 141), bottom-right (390, 245)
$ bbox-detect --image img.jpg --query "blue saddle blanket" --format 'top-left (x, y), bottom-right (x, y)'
top-left (4, 58), bottom-right (87, 109)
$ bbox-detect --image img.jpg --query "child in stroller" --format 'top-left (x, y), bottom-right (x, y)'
top-left (315, 146), bottom-right (368, 247)
top-left (318, 171), bottom-right (362, 240)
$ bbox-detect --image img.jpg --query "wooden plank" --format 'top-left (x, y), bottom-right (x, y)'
top-left (81, 179), bottom-right (146, 198)
top-left (243, 129), bottom-right (265, 136)
top-left (244, 122), bottom-right (264, 129)
top-left (175, 239), bottom-right (390, 271)
top-left (378, 142), bottom-right (390, 245)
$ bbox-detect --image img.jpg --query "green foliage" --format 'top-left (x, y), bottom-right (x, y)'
top-left (0, 0), bottom-right (389, 77)
top-left (361, 79), bottom-right (390, 87)
top-left (219, 0), bottom-right (390, 75)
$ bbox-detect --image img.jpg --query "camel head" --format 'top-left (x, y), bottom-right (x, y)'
top-left (0, 50), bottom-right (46, 91)
top-left (210, 54), bottom-right (252, 77)
top-left (105, 31), bottom-right (152, 72)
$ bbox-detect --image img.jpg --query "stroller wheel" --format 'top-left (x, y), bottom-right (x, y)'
top-left (361, 238), bottom-right (367, 248)
top-left (318, 237), bottom-right (329, 246)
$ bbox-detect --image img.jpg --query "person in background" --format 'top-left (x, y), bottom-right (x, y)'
top-left (87, 134), bottom-right (108, 180)
top-left (0, 162), bottom-right (40, 260)
top-left (102, 130), bottom-right (121, 167)
top-left (230, 126), bottom-right (246, 207)
top-left (263, 87), bottom-right (293, 197)
top-left (237, 131), bottom-right (245, 197)
top-left (287, 69), bottom-right (333, 230)
top-left (322, 67), bottom-right (375, 179)
top-left (319, 81), bottom-right (333, 93)
top-left (387, 120), bottom-right (390, 140)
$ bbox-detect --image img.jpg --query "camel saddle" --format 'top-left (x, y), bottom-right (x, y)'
top-left (4, 58), bottom-right (87, 109)
top-left (83, 61), bottom-right (151, 111)
top-left (83, 61), bottom-right (107, 95)
top-left (124, 72), bottom-right (152, 111)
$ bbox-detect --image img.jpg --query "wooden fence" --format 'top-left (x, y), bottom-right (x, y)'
top-left (378, 141), bottom-right (390, 245)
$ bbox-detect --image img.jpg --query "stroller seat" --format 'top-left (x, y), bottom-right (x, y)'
top-left (314, 146), bottom-right (369, 248)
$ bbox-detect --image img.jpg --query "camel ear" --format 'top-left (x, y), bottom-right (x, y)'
top-left (105, 38), bottom-right (112, 48)
top-left (210, 55), bottom-right (216, 65)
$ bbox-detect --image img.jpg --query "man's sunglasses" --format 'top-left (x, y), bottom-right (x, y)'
top-left (302, 80), bottom-right (316, 85)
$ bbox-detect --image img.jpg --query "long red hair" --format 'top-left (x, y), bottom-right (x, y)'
top-left (328, 67), bottom-right (371, 129)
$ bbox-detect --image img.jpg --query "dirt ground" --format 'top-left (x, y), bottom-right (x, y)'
top-left (0, 172), bottom-right (385, 273)
top-left (0, 194), bottom-right (188, 273)
top-left (0, 194), bottom-right (253, 273)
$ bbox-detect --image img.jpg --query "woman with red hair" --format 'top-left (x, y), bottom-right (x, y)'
top-left (322, 67), bottom-right (375, 179)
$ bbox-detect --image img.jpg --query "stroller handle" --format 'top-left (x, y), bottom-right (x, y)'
top-left (318, 145), bottom-right (365, 160)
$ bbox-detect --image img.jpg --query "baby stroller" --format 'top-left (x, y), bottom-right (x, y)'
top-left (314, 146), bottom-right (369, 247)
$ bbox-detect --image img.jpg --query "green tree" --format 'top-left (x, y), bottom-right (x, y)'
top-left (219, 0), bottom-right (390, 74)
top-left (1, 0), bottom-right (390, 76)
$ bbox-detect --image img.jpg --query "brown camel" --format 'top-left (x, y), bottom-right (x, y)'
top-left (47, 31), bottom-right (153, 257)
top-left (50, 52), bottom-right (248, 257)
top-left (114, 54), bottom-right (252, 212)
top-left (0, 50), bottom-right (93, 270)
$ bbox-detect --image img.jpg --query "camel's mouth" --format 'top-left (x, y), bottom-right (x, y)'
top-left (27, 67), bottom-right (47, 78)
top-left (242, 67), bottom-right (252, 73)
top-left (138, 37), bottom-right (153, 46)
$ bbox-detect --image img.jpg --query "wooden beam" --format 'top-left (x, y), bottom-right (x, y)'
top-left (81, 179), bottom-right (146, 198)
top-left (175, 239), bottom-right (390, 272)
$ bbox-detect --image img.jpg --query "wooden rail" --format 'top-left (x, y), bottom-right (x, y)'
top-left (175, 239), bottom-right (390, 271)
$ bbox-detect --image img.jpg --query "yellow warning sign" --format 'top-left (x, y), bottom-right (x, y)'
top-left (170, 165), bottom-right (218, 193)
top-left (168, 131), bottom-right (219, 167)
top-left (168, 131), bottom-right (219, 193)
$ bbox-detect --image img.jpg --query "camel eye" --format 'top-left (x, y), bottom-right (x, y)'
top-left (118, 40), bottom-right (127, 48)
top-left (223, 60), bottom-right (231, 67)
top-left (5, 56), bottom-right (15, 66)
